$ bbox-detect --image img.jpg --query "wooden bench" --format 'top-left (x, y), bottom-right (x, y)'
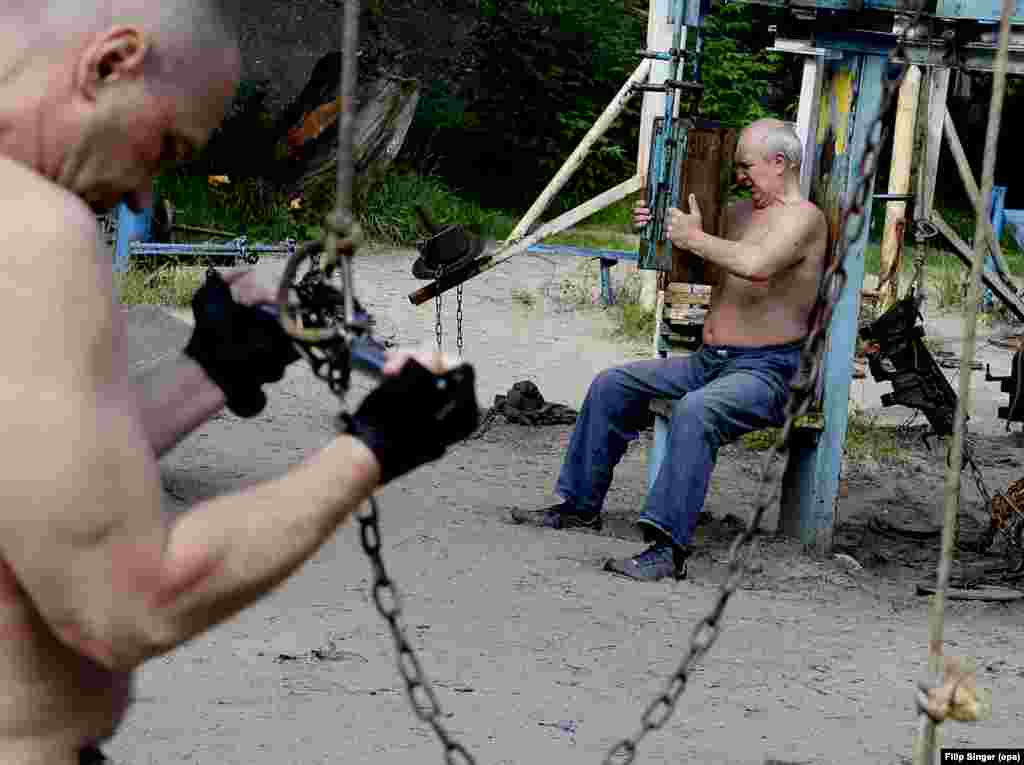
top-left (647, 282), bottom-right (824, 535)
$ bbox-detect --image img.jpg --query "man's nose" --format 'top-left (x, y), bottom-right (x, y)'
top-left (125, 185), bottom-right (154, 213)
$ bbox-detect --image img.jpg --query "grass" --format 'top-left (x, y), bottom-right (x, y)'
top-left (740, 407), bottom-right (905, 465)
top-left (117, 262), bottom-right (204, 308)
top-left (154, 172), bottom-right (303, 241)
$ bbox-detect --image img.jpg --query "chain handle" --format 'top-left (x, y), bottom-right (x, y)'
top-left (357, 497), bottom-right (478, 765)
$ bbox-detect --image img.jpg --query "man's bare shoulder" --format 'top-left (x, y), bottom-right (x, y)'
top-left (0, 157), bottom-right (117, 383)
top-left (0, 156), bottom-right (100, 260)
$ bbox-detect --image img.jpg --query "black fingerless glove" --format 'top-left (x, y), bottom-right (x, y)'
top-left (342, 359), bottom-right (480, 484)
top-left (184, 270), bottom-right (301, 418)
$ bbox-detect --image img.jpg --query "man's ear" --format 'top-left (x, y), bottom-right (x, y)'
top-left (76, 27), bottom-right (150, 101)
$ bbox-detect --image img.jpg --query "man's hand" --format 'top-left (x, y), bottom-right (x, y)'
top-left (344, 346), bottom-right (480, 484)
top-left (633, 199), bottom-right (651, 231)
top-left (184, 270), bottom-right (300, 417)
top-left (214, 267), bottom-right (279, 307)
top-left (666, 194), bottom-right (704, 251)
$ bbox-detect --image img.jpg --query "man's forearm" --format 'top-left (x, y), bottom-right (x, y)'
top-left (685, 231), bottom-right (770, 281)
top-left (133, 355), bottom-right (226, 457)
top-left (147, 435), bottom-right (380, 659)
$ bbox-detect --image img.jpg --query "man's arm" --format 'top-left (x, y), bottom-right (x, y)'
top-left (133, 355), bottom-right (226, 458)
top-left (130, 268), bottom-right (291, 458)
top-left (0, 202), bottom-right (391, 671)
top-left (668, 195), bottom-right (823, 282)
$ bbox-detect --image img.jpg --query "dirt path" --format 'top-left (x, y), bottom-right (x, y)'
top-left (109, 248), bottom-right (1024, 764)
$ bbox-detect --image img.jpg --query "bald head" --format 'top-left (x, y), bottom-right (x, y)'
top-left (1, 0), bottom-right (238, 93)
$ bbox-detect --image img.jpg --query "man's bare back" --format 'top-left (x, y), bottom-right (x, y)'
top-left (0, 159), bottom-right (134, 765)
top-left (703, 197), bottom-right (828, 347)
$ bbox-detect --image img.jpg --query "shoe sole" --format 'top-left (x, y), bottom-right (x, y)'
top-left (508, 510), bottom-right (602, 532)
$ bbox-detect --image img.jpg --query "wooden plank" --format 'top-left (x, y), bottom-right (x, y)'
top-left (920, 68), bottom-right (950, 219)
top-left (942, 107), bottom-right (1018, 288)
top-left (665, 307), bottom-right (709, 322)
top-left (407, 175), bottom-right (644, 306)
top-left (506, 59), bottom-right (651, 245)
top-left (795, 54), bottom-right (825, 198)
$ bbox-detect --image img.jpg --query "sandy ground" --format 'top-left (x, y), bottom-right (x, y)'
top-left (108, 248), bottom-right (1024, 764)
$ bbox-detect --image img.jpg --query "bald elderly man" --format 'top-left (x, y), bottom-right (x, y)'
top-left (513, 118), bottom-right (828, 582)
top-left (0, 4), bottom-right (477, 764)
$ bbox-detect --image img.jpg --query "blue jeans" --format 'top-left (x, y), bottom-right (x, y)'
top-left (555, 341), bottom-right (802, 548)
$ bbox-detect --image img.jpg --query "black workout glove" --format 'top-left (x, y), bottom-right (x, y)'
top-left (184, 270), bottom-right (301, 418)
top-left (341, 359), bottom-right (480, 484)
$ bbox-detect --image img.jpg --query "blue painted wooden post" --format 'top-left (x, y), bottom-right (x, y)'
top-left (781, 52), bottom-right (886, 552)
top-left (113, 202), bottom-right (153, 277)
top-left (984, 185), bottom-right (1007, 310)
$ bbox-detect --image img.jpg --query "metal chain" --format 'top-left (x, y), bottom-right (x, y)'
top-left (456, 285), bottom-right (465, 358)
top-left (356, 498), bottom-right (477, 765)
top-left (435, 290), bottom-right (444, 351)
top-left (602, 7), bottom-right (930, 764)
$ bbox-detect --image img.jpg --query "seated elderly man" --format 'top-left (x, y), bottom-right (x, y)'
top-left (513, 118), bottom-right (828, 582)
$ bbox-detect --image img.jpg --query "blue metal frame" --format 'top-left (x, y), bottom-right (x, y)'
top-left (527, 243), bottom-right (638, 305)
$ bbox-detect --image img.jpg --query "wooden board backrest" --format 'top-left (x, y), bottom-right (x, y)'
top-left (655, 123), bottom-right (738, 292)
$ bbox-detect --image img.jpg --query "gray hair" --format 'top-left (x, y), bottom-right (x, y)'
top-left (749, 118), bottom-right (804, 170)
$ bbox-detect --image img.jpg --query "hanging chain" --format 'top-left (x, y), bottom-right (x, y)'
top-left (356, 498), bottom-right (477, 765)
top-left (435, 289), bottom-right (444, 351)
top-left (456, 285), bottom-right (465, 358)
top-left (602, 8), bottom-right (930, 765)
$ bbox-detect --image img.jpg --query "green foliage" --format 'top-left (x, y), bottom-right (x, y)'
top-left (358, 172), bottom-right (517, 245)
top-left (153, 172), bottom-right (309, 241)
top-left (400, 1), bottom-right (645, 212)
top-left (698, 4), bottom-right (789, 127)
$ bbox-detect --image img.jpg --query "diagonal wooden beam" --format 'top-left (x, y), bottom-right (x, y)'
top-left (930, 211), bottom-right (1024, 322)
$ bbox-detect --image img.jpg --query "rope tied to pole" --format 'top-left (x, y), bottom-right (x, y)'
top-left (913, 0), bottom-right (1012, 760)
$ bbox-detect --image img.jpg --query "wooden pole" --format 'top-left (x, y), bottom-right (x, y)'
top-left (504, 59), bottom-right (651, 246)
top-left (878, 65), bottom-right (921, 310)
top-left (638, 0), bottom-right (677, 311)
top-left (914, 1), bottom-right (1012, 762)
top-left (795, 54), bottom-right (825, 198)
top-left (942, 109), bottom-right (1017, 288)
top-left (408, 176), bottom-right (644, 305)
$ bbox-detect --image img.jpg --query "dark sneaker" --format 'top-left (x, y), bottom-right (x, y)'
top-left (604, 542), bottom-right (687, 581)
top-left (509, 501), bottom-right (603, 532)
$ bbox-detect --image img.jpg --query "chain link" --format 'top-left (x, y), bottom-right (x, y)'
top-left (357, 497), bottom-right (478, 765)
top-left (435, 289), bottom-right (444, 352)
top-left (456, 285), bottom-right (465, 358)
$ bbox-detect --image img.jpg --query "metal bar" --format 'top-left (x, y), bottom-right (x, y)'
top-left (526, 244), bottom-right (639, 261)
top-left (916, 0), bottom-right (1012, 760)
top-left (130, 242), bottom-right (295, 253)
top-left (408, 175), bottom-right (644, 305)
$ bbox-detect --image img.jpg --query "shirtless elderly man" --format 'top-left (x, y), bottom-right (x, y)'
top-left (513, 118), bottom-right (827, 582)
top-left (0, 3), bottom-right (477, 764)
